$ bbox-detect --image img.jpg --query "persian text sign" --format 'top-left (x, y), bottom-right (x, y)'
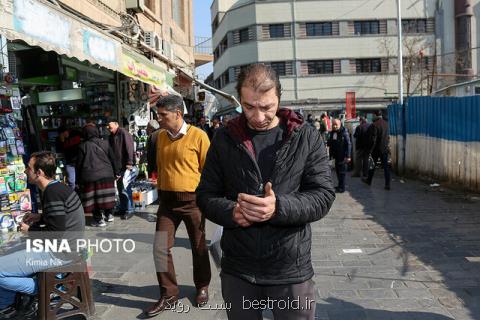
top-left (82, 29), bottom-right (119, 69)
top-left (13, 0), bottom-right (71, 50)
top-left (120, 50), bottom-right (171, 88)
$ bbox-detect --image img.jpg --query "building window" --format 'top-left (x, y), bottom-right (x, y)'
top-left (269, 24), bottom-right (285, 38)
top-left (356, 58), bottom-right (381, 73)
top-left (239, 28), bottom-right (249, 43)
top-left (144, 0), bottom-right (154, 11)
top-left (306, 22), bottom-right (332, 36)
top-left (402, 19), bottom-right (427, 33)
top-left (172, 0), bottom-right (185, 30)
top-left (220, 37), bottom-right (227, 53)
top-left (475, 87), bottom-right (480, 95)
top-left (271, 62), bottom-right (286, 76)
top-left (221, 71), bottom-right (229, 87)
top-left (354, 21), bottom-right (379, 35)
top-left (212, 16), bottom-right (219, 34)
top-left (307, 60), bottom-right (334, 74)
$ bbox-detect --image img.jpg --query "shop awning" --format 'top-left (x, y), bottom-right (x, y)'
top-left (0, 0), bottom-right (173, 89)
top-left (120, 47), bottom-right (174, 89)
top-left (0, 0), bottom-right (122, 71)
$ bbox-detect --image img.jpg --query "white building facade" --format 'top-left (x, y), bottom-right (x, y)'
top-left (211, 0), bottom-right (437, 113)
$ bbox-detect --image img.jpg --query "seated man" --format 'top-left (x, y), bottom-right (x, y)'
top-left (0, 151), bottom-right (85, 319)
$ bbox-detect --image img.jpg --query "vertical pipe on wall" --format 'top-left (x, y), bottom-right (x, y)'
top-left (454, 0), bottom-right (474, 80)
top-left (291, 0), bottom-right (299, 101)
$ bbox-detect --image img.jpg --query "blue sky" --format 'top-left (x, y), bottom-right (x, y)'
top-left (194, 0), bottom-right (213, 79)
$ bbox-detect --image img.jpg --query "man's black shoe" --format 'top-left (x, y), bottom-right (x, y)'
top-left (361, 178), bottom-right (371, 186)
top-left (0, 304), bottom-right (16, 319)
top-left (196, 287), bottom-right (209, 307)
top-left (120, 212), bottom-right (134, 220)
top-left (15, 294), bottom-right (37, 319)
top-left (144, 296), bottom-right (178, 317)
top-left (385, 185), bottom-right (391, 191)
top-left (335, 187), bottom-right (345, 193)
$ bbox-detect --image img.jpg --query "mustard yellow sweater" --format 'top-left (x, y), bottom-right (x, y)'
top-left (156, 125), bottom-right (210, 192)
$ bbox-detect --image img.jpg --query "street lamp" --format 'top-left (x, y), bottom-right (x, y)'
top-left (397, 0), bottom-right (404, 105)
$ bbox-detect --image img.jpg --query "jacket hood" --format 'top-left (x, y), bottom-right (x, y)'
top-left (226, 107), bottom-right (304, 156)
top-left (83, 125), bottom-right (100, 140)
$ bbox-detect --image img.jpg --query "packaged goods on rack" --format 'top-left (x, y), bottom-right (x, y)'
top-left (0, 114), bottom-right (32, 233)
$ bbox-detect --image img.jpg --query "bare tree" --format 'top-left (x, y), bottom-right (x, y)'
top-left (379, 36), bottom-right (435, 97)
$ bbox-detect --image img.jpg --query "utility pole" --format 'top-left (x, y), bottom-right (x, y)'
top-left (397, 0), bottom-right (404, 105)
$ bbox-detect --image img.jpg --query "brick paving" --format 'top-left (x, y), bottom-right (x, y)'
top-left (86, 173), bottom-right (480, 320)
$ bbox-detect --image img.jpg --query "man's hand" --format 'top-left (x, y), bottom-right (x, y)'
top-left (237, 182), bottom-right (276, 223)
top-left (232, 203), bottom-right (252, 227)
top-left (19, 222), bottom-right (30, 233)
top-left (345, 157), bottom-right (351, 164)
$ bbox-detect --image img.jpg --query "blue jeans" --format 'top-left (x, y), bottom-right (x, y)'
top-left (0, 248), bottom-right (70, 308)
top-left (117, 167), bottom-right (138, 214)
top-left (65, 164), bottom-right (76, 190)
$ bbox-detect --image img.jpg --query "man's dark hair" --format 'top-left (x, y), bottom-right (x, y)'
top-left (106, 117), bottom-right (119, 124)
top-left (156, 95), bottom-right (184, 113)
top-left (57, 126), bottom-right (68, 134)
top-left (235, 63), bottom-right (282, 102)
top-left (31, 151), bottom-right (57, 179)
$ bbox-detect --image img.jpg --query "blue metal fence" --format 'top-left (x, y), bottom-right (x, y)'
top-left (388, 96), bottom-right (480, 191)
top-left (406, 96), bottom-right (480, 142)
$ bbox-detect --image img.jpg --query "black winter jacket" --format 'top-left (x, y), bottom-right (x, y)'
top-left (367, 117), bottom-right (390, 157)
top-left (196, 109), bottom-right (335, 285)
top-left (76, 126), bottom-right (118, 184)
top-left (327, 127), bottom-right (351, 162)
top-left (109, 127), bottom-right (135, 173)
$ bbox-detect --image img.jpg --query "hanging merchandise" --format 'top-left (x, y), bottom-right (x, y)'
top-left (0, 113), bottom-right (32, 233)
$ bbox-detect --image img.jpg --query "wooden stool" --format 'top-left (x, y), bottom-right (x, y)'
top-left (38, 259), bottom-right (95, 320)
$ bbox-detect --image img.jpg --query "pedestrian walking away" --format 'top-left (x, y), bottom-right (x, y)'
top-left (144, 94), bottom-right (211, 318)
top-left (352, 117), bottom-right (370, 178)
top-left (364, 111), bottom-right (391, 190)
top-left (76, 124), bottom-right (118, 227)
top-left (196, 63), bottom-right (336, 320)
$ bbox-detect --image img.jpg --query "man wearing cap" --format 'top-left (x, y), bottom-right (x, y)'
top-left (107, 118), bottom-right (137, 219)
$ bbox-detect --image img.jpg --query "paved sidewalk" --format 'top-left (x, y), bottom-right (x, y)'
top-left (87, 173), bottom-right (480, 320)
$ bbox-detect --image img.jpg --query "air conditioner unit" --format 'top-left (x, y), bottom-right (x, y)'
top-left (162, 40), bottom-right (173, 60)
top-left (145, 31), bottom-right (161, 52)
top-left (125, 0), bottom-right (145, 13)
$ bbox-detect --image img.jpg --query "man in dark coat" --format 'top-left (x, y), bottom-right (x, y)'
top-left (327, 119), bottom-right (352, 193)
top-left (352, 117), bottom-right (370, 178)
top-left (364, 111), bottom-right (391, 189)
top-left (196, 64), bottom-right (335, 320)
top-left (107, 118), bottom-right (137, 219)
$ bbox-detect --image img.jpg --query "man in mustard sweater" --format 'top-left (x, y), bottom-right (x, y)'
top-left (144, 94), bottom-right (211, 317)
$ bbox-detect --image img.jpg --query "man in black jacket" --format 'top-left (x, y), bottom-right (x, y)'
top-left (364, 111), bottom-right (391, 190)
top-left (107, 118), bottom-right (137, 219)
top-left (196, 64), bottom-right (335, 320)
top-left (352, 117), bottom-right (370, 178)
top-left (327, 119), bottom-right (352, 193)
